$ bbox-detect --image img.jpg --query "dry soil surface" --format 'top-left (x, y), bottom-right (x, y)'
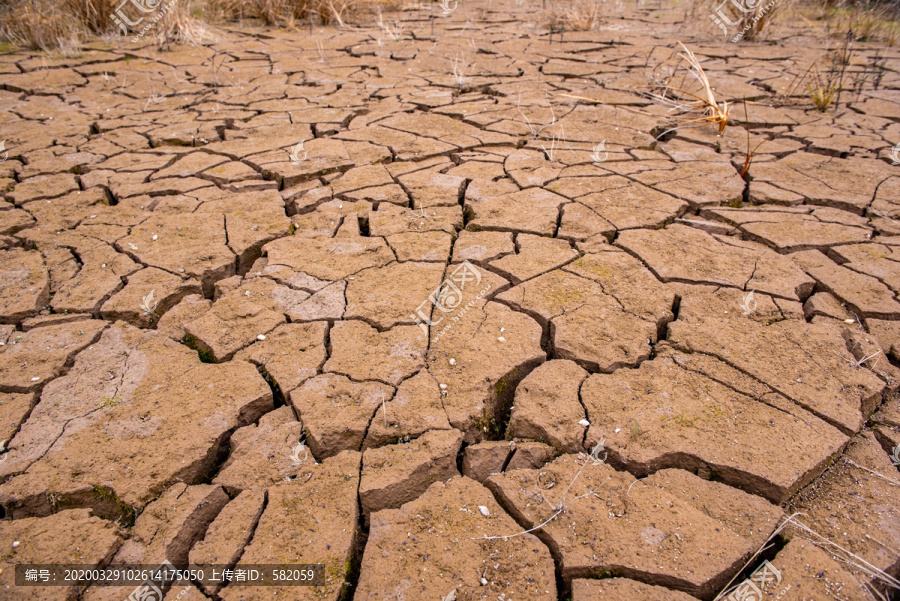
top-left (1, 1), bottom-right (900, 600)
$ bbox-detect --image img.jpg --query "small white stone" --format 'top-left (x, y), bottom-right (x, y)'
top-left (480, 578), bottom-right (488, 586)
top-left (844, 318), bottom-right (855, 324)
top-left (257, 335), bottom-right (267, 341)
top-left (30, 377), bottom-right (39, 382)
top-left (11, 541), bottom-right (19, 548)
top-left (151, 234), bottom-right (158, 241)
top-left (439, 383), bottom-right (448, 390)
top-left (449, 358), bottom-right (456, 365)
top-left (478, 505), bottom-right (490, 516)
top-left (578, 419), bottom-right (590, 427)
top-left (500, 327), bottom-right (505, 332)
top-left (497, 336), bottom-right (505, 342)
top-left (614, 428), bottom-right (621, 433)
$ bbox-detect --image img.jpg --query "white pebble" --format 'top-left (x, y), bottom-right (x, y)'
top-left (614, 428), bottom-right (621, 433)
top-left (30, 377), bottom-right (39, 382)
top-left (478, 505), bottom-right (490, 516)
top-left (578, 419), bottom-right (590, 427)
top-left (497, 336), bottom-right (505, 342)
top-left (439, 383), bottom-right (448, 390)
top-left (257, 335), bottom-right (266, 341)
top-left (480, 577), bottom-right (488, 586)
top-left (151, 234), bottom-right (158, 241)
top-left (449, 358), bottom-right (456, 365)
top-left (11, 541), bottom-right (19, 548)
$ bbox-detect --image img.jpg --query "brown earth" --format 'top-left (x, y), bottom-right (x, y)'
top-left (1, 0), bottom-right (900, 599)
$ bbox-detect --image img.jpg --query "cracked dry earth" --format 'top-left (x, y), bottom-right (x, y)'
top-left (3, 1), bottom-right (900, 600)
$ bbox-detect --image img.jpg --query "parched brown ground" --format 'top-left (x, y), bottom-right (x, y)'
top-left (1, 1), bottom-right (900, 599)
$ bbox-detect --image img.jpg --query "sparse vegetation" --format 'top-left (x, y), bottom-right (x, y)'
top-left (652, 42), bottom-right (732, 138)
top-left (543, 0), bottom-right (603, 32)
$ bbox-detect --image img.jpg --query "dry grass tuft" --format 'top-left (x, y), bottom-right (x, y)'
top-left (543, 0), bottom-right (603, 32)
top-left (652, 42), bottom-right (732, 137)
top-left (153, 1), bottom-right (217, 46)
top-left (0, 0), bottom-right (82, 52)
top-left (206, 0), bottom-right (357, 26)
top-left (63, 0), bottom-right (118, 35)
top-left (828, 0), bottom-right (900, 45)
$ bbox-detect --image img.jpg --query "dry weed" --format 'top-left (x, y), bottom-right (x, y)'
top-left (825, 0), bottom-right (900, 45)
top-left (543, 0), bottom-right (603, 32)
top-left (0, 0), bottom-right (82, 52)
top-left (652, 42), bottom-right (732, 137)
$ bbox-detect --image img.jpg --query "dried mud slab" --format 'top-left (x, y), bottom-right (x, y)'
top-left (356, 476), bottom-right (557, 600)
top-left (0, 323), bottom-right (272, 519)
top-left (234, 321), bottom-right (327, 395)
top-left (213, 406), bottom-right (305, 493)
top-left (790, 249), bottom-right (900, 320)
top-left (703, 206), bottom-right (872, 253)
top-left (190, 489), bottom-right (266, 596)
top-left (344, 261), bottom-right (447, 329)
top-left (764, 538), bottom-right (869, 600)
top-left (497, 251), bottom-right (674, 373)
top-left (571, 578), bottom-right (700, 601)
top-left (507, 359), bottom-right (589, 453)
top-left (183, 279), bottom-right (293, 362)
top-left (219, 450), bottom-right (361, 601)
top-left (290, 374), bottom-right (393, 459)
top-left (753, 152), bottom-right (895, 214)
top-left (121, 214), bottom-right (235, 296)
top-left (100, 267), bottom-right (201, 327)
top-left (616, 224), bottom-right (814, 300)
top-left (670, 291), bottom-right (886, 434)
top-left (360, 428), bottom-right (463, 520)
top-left (0, 319), bottom-right (106, 392)
top-left (466, 187), bottom-right (568, 236)
top-left (363, 369), bottom-right (452, 448)
top-left (786, 432), bottom-right (900, 592)
top-left (264, 232), bottom-right (394, 281)
top-left (581, 348), bottom-right (847, 503)
top-left (0, 509), bottom-right (121, 601)
top-left (461, 440), bottom-right (515, 483)
top-left (0, 249), bottom-right (49, 324)
top-left (111, 482), bottom-right (228, 565)
top-left (428, 300), bottom-right (545, 441)
top-left (487, 456), bottom-right (783, 598)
